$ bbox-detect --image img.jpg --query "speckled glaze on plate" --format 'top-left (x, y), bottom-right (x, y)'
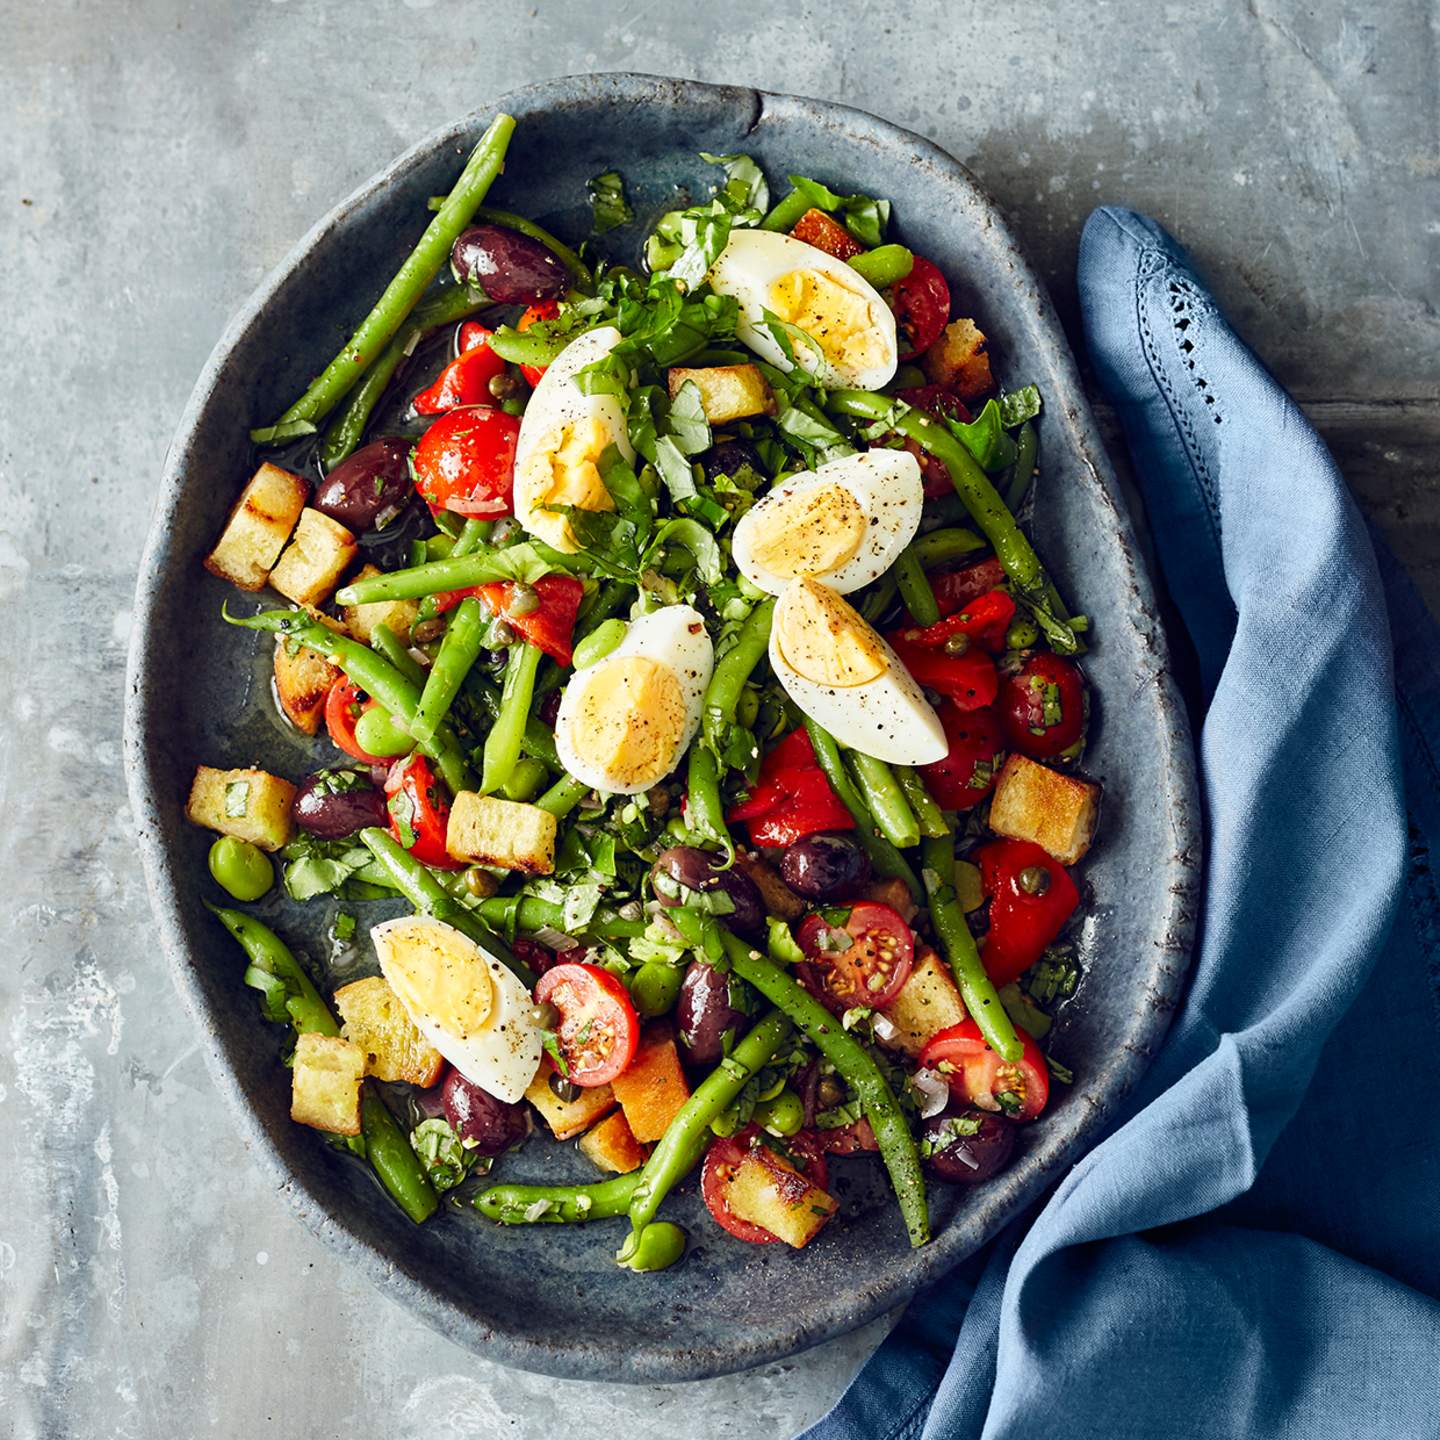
top-left (123, 73), bottom-right (1200, 1382)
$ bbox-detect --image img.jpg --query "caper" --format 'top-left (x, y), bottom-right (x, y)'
top-left (528, 1002), bottom-right (561, 1030)
top-left (464, 866), bottom-right (500, 898)
top-left (548, 1070), bottom-right (582, 1103)
top-left (507, 582), bottom-right (541, 617)
top-left (1018, 864), bottom-right (1052, 896)
top-left (942, 631), bottom-right (971, 657)
top-left (487, 372), bottom-right (521, 401)
top-left (817, 1076), bottom-right (847, 1110)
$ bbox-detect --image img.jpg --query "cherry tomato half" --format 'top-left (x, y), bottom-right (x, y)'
top-left (516, 300), bottom-right (560, 389)
top-left (930, 557), bottom-right (1007, 619)
top-left (701, 1126), bottom-right (831, 1244)
top-left (532, 962), bottom-right (640, 1087)
top-left (323, 677), bottom-right (390, 765)
top-left (412, 324), bottom-right (507, 414)
top-left (411, 405), bottom-right (520, 519)
top-left (997, 652), bottom-right (1087, 759)
top-left (795, 901), bottom-right (914, 1013)
top-left (974, 838), bottom-right (1079, 987)
top-left (888, 255), bottom-right (951, 360)
top-left (918, 1019), bottom-right (1049, 1122)
top-left (383, 752), bottom-right (463, 871)
top-left (919, 702), bottom-right (1008, 810)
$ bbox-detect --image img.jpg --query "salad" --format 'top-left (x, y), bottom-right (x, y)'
top-left (187, 113), bottom-right (1100, 1269)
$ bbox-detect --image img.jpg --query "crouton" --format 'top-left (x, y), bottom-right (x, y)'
top-left (290, 1032), bottom-right (365, 1136)
top-left (726, 1145), bottom-right (838, 1249)
top-left (204, 462), bottom-right (309, 592)
top-left (268, 507), bottom-right (358, 607)
top-left (668, 365), bottom-right (777, 424)
top-left (921, 318), bottom-right (994, 402)
top-left (333, 975), bottom-right (445, 1087)
top-left (610, 1023), bottom-right (691, 1144)
top-left (879, 943), bottom-right (968, 1060)
top-left (340, 563), bottom-right (420, 645)
top-left (577, 1109), bottom-right (648, 1174)
top-left (988, 753), bottom-right (1101, 866)
top-left (185, 765), bottom-right (297, 852)
top-left (524, 1058), bottom-right (616, 1141)
top-left (446, 792), bottom-right (557, 875)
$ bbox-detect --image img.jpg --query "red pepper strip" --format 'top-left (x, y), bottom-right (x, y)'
top-left (893, 588), bottom-right (1016, 656)
top-left (726, 728), bottom-right (854, 847)
top-left (413, 325), bottom-right (507, 414)
top-left (887, 633), bottom-right (998, 711)
top-left (974, 838), bottom-right (1079, 988)
top-left (469, 575), bottom-right (584, 667)
top-left (928, 556), bottom-right (1007, 620)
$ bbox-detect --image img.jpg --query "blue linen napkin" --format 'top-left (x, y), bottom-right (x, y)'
top-left (800, 208), bottom-right (1440, 1439)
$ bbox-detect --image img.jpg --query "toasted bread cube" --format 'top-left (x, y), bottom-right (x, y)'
top-left (921, 318), bottom-right (994, 401)
top-left (880, 943), bottom-right (968, 1060)
top-left (340, 563), bottom-right (420, 646)
top-left (446, 792), bottom-right (557, 875)
top-left (733, 850), bottom-right (807, 923)
top-left (272, 607), bottom-right (347, 735)
top-left (268, 507), bottom-right (358, 607)
top-left (610, 1023), bottom-right (691, 1144)
top-left (577, 1108), bottom-right (648, 1174)
top-left (524, 1058), bottom-right (616, 1141)
top-left (668, 364), bottom-right (776, 424)
top-left (988, 753), bottom-right (1101, 866)
top-left (727, 1146), bottom-right (838, 1249)
top-left (185, 765), bottom-right (297, 851)
top-left (290, 1032), bottom-right (365, 1135)
top-left (333, 976), bottom-right (445, 1087)
top-left (205, 462), bottom-right (310, 592)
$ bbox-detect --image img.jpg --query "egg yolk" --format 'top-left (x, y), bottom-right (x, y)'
top-left (775, 577), bottom-right (889, 688)
top-left (516, 413), bottom-right (617, 553)
top-left (570, 654), bottom-right (687, 789)
top-left (747, 482), bottom-right (868, 580)
top-left (379, 926), bottom-right (494, 1041)
top-left (768, 269), bottom-right (890, 379)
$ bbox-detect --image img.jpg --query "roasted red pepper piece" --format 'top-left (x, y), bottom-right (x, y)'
top-left (789, 207), bottom-right (865, 261)
top-left (726, 727), bottom-right (855, 848)
top-left (893, 587), bottom-right (1017, 655)
top-left (430, 574), bottom-right (583, 667)
top-left (412, 324), bottom-right (507, 414)
top-left (974, 838), bottom-right (1079, 988)
top-left (886, 633), bottom-right (998, 710)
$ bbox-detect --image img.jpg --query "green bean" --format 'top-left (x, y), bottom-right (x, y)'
top-left (481, 641), bottom-right (542, 794)
top-left (253, 115), bottom-right (515, 443)
top-left (804, 720), bottom-right (923, 903)
top-left (208, 837), bottom-right (274, 901)
top-left (369, 622), bottom-right (427, 689)
top-left (468, 674), bottom-right (562, 772)
top-left (412, 597), bottom-right (485, 745)
top-left (894, 549), bottom-right (940, 627)
top-left (206, 903), bottom-right (339, 1037)
top-left (500, 756), bottom-right (549, 803)
top-left (335, 550), bottom-right (552, 606)
top-left (845, 752), bottom-right (921, 850)
top-left (413, 519), bottom-right (494, 624)
top-left (620, 1010), bottom-right (794, 1256)
top-left (475, 1170), bottom-right (646, 1225)
top-left (224, 608), bottom-right (473, 795)
top-left (719, 934), bottom-right (929, 1249)
top-left (1001, 419), bottom-right (1039, 515)
top-left (361, 1082), bottom-right (439, 1223)
top-left (894, 766), bottom-right (949, 839)
top-left (859, 572), bottom-right (899, 626)
top-left (703, 597), bottom-right (774, 754)
top-left (533, 772), bottom-right (590, 819)
top-left (921, 834), bottom-right (1022, 1062)
top-left (827, 391), bottom-right (1083, 655)
top-left (905, 527), bottom-right (986, 572)
top-left (685, 744), bottom-right (731, 847)
top-left (572, 580), bottom-right (634, 643)
top-left (848, 244), bottom-right (913, 287)
top-left (355, 828), bottom-right (539, 989)
top-left (469, 895), bottom-right (647, 941)
top-left (319, 284), bottom-right (487, 467)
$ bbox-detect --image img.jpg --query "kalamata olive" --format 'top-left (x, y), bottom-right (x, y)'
top-left (292, 772), bottom-right (389, 840)
top-left (450, 225), bottom-right (568, 306)
top-left (313, 437), bottom-right (413, 531)
top-left (510, 936), bottom-right (560, 978)
top-left (920, 1108), bottom-right (1015, 1184)
top-left (779, 832), bottom-right (871, 901)
top-left (701, 438), bottom-right (768, 486)
top-left (651, 846), bottom-right (764, 935)
top-left (675, 960), bottom-right (751, 1065)
top-left (441, 1069), bottom-right (530, 1157)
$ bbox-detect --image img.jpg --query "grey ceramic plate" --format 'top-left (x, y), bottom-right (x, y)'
top-left (124, 74), bottom-right (1200, 1382)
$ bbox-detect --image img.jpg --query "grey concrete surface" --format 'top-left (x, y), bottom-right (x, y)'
top-left (2, 1), bottom-right (1434, 1436)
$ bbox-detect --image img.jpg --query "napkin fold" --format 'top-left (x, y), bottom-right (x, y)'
top-left (800, 208), bottom-right (1440, 1440)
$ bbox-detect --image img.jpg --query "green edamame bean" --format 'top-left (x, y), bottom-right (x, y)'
top-left (353, 705), bottom-right (417, 758)
top-left (752, 1088), bottom-right (805, 1138)
top-left (630, 961), bottom-right (685, 1018)
top-left (1006, 619), bottom-right (1040, 650)
top-left (847, 243), bottom-right (913, 287)
top-left (571, 617), bottom-right (628, 670)
top-left (208, 836), bottom-right (274, 901)
top-left (618, 1221), bottom-right (687, 1273)
top-left (735, 685), bottom-right (760, 729)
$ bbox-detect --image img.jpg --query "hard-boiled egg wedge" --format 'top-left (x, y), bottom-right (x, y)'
top-left (513, 325), bottom-right (635, 554)
top-left (371, 916), bottom-right (541, 1104)
top-left (554, 605), bottom-right (714, 795)
top-left (770, 577), bottom-right (947, 765)
top-left (706, 229), bottom-right (898, 391)
top-left (731, 449), bottom-right (924, 596)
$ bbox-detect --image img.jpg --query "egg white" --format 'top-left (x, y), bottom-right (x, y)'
top-left (769, 579), bottom-right (948, 766)
top-left (731, 449), bottom-right (924, 596)
top-left (370, 916), bottom-right (542, 1105)
top-left (706, 229), bottom-right (898, 391)
top-left (513, 325), bottom-right (635, 552)
top-left (554, 605), bottom-right (714, 795)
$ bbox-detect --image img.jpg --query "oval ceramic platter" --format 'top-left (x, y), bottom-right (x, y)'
top-left (123, 74), bottom-right (1200, 1382)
